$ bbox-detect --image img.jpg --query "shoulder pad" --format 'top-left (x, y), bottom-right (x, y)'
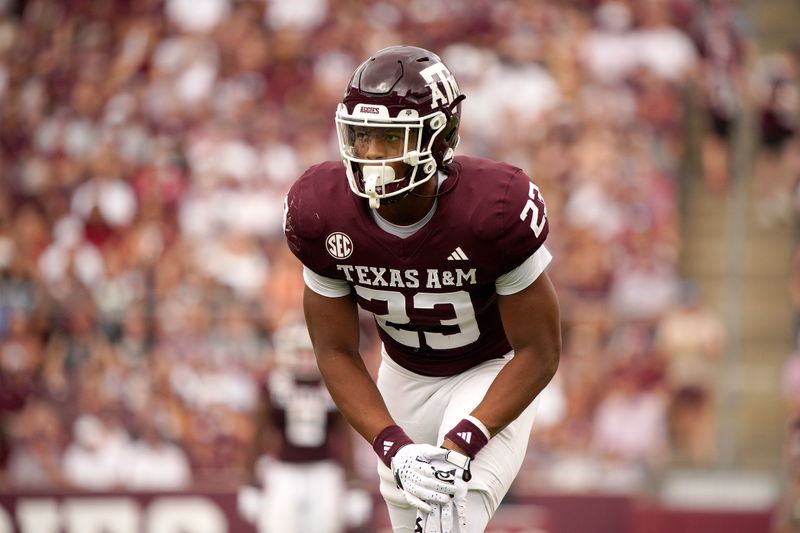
top-left (285, 162), bottom-right (334, 241)
top-left (454, 157), bottom-right (528, 241)
top-left (457, 156), bottom-right (548, 267)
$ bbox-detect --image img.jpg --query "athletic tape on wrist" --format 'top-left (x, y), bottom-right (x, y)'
top-left (444, 418), bottom-right (490, 459)
top-left (372, 425), bottom-right (413, 467)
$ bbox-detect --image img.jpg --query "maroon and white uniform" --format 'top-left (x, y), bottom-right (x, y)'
top-left (259, 369), bottom-right (348, 533)
top-left (267, 371), bottom-right (338, 462)
top-left (286, 155), bottom-right (552, 524)
top-left (288, 45), bottom-right (558, 532)
top-left (285, 155), bottom-right (550, 377)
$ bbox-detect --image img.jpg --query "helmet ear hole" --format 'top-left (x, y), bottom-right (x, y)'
top-left (429, 113), bottom-right (446, 130)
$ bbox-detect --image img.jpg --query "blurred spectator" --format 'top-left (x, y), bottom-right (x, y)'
top-left (633, 0), bottom-right (699, 83)
top-left (752, 47), bottom-right (800, 226)
top-left (6, 399), bottom-right (68, 489)
top-left (590, 363), bottom-right (668, 465)
top-left (609, 247), bottom-right (680, 323)
top-left (691, 0), bottom-right (751, 195)
top-left (265, 0), bottom-right (328, 32)
top-left (61, 413), bottom-right (131, 490)
top-left (579, 1), bottom-right (638, 85)
top-left (71, 146), bottom-right (138, 232)
top-left (166, 0), bottom-right (229, 34)
top-left (654, 282), bottom-right (726, 465)
top-left (38, 216), bottom-right (105, 298)
top-left (118, 410), bottom-right (192, 490)
top-left (0, 310), bottom-right (43, 400)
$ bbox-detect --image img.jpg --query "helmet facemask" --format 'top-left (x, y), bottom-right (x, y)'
top-left (336, 103), bottom-right (449, 209)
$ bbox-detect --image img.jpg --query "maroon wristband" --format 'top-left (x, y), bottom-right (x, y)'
top-left (444, 418), bottom-right (489, 459)
top-left (372, 425), bottom-right (413, 467)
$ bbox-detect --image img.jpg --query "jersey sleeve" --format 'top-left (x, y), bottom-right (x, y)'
top-left (495, 245), bottom-right (552, 295)
top-left (283, 166), bottom-right (327, 274)
top-left (496, 169), bottom-right (549, 273)
top-left (303, 266), bottom-right (351, 297)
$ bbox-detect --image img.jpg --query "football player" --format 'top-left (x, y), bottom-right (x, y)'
top-left (283, 45), bottom-right (561, 533)
top-left (242, 321), bottom-right (370, 533)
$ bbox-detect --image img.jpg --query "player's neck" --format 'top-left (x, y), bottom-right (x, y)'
top-left (374, 179), bottom-right (438, 226)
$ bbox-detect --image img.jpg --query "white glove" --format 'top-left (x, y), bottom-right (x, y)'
top-left (444, 450), bottom-right (469, 532)
top-left (414, 450), bottom-right (470, 532)
top-left (415, 492), bottom-right (467, 533)
top-left (391, 444), bottom-right (458, 512)
top-left (452, 470), bottom-right (468, 532)
top-left (416, 501), bottom-right (443, 533)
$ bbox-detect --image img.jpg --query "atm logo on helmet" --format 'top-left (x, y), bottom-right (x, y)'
top-left (327, 232), bottom-right (353, 259)
top-left (420, 62), bottom-right (460, 109)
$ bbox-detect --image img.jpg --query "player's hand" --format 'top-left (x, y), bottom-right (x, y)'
top-left (391, 444), bottom-right (458, 512)
top-left (443, 448), bottom-right (469, 529)
top-left (427, 449), bottom-right (470, 532)
top-left (416, 501), bottom-right (443, 533)
top-left (452, 472), bottom-right (468, 532)
top-left (415, 491), bottom-right (467, 533)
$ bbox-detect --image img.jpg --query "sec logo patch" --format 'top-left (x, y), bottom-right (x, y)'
top-left (326, 232), bottom-right (353, 259)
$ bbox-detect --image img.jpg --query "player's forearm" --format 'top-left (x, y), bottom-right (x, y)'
top-left (316, 348), bottom-right (396, 444)
top-left (469, 345), bottom-right (559, 436)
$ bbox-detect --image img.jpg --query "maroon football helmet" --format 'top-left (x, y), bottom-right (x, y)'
top-left (335, 45), bottom-right (464, 208)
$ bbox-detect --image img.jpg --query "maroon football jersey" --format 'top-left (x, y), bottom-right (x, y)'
top-left (284, 155), bottom-right (549, 377)
top-left (268, 370), bottom-right (339, 463)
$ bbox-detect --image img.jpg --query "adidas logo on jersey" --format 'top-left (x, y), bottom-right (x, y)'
top-left (456, 431), bottom-right (472, 444)
top-left (383, 441), bottom-right (393, 455)
top-left (447, 247), bottom-right (468, 261)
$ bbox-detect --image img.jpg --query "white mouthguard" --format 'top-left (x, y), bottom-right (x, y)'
top-left (362, 165), bottom-right (396, 209)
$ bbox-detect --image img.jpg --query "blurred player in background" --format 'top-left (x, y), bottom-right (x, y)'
top-left (284, 45), bottom-right (561, 532)
top-left (240, 320), bottom-right (371, 533)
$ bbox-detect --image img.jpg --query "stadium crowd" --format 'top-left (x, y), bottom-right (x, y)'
top-left (0, 0), bottom-right (790, 502)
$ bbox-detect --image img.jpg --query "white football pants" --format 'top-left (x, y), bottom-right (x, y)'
top-left (259, 460), bottom-right (345, 533)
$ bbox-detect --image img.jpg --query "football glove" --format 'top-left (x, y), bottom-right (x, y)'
top-left (415, 484), bottom-right (468, 533)
top-left (452, 470), bottom-right (468, 532)
top-left (415, 501), bottom-right (444, 533)
top-left (421, 449), bottom-right (469, 532)
top-left (391, 444), bottom-right (458, 512)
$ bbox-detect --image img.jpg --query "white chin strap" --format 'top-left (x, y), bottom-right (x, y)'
top-left (362, 165), bottom-right (397, 209)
